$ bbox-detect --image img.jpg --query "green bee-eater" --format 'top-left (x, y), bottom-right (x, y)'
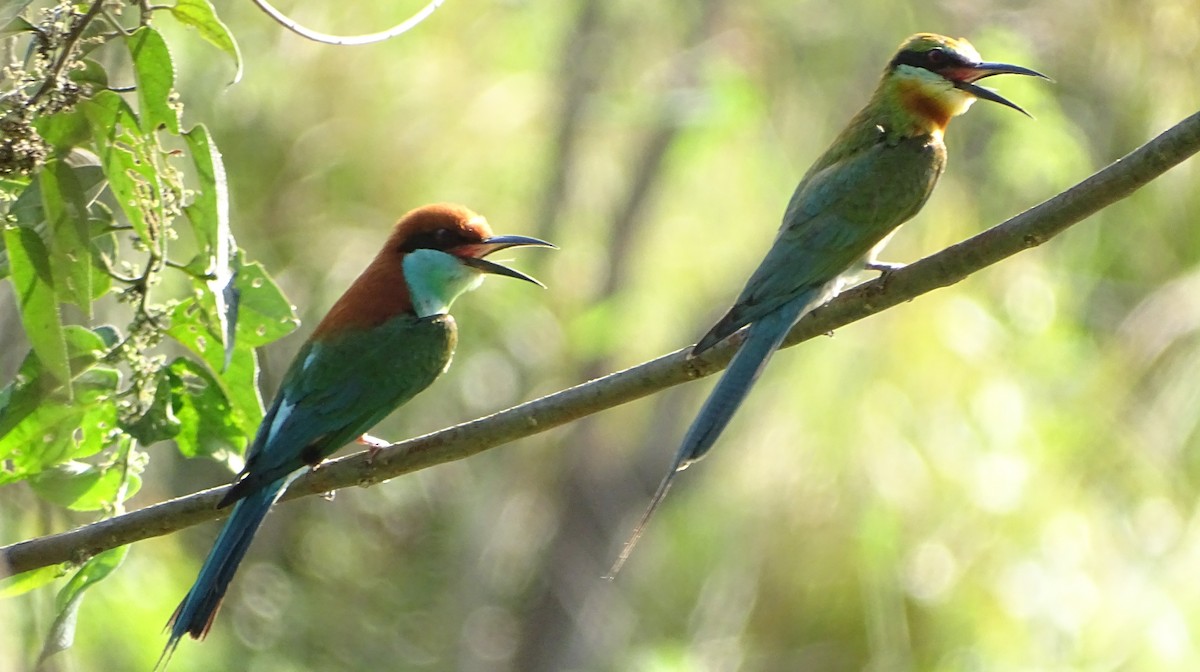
top-left (614, 33), bottom-right (1048, 572)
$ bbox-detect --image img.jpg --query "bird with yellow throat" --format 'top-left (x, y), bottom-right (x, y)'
top-left (612, 34), bottom-right (1049, 573)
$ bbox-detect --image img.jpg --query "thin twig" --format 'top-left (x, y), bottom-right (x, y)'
top-left (249, 0), bottom-right (445, 46)
top-left (2, 109), bottom-right (1199, 577)
top-left (27, 0), bottom-right (106, 107)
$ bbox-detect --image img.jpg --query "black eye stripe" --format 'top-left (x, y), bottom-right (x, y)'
top-left (398, 228), bottom-right (475, 253)
top-left (889, 47), bottom-right (970, 72)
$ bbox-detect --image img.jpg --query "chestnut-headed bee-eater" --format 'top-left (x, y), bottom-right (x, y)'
top-left (611, 34), bottom-right (1048, 573)
top-left (160, 204), bottom-right (552, 664)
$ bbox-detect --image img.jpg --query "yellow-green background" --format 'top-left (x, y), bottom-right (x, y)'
top-left (4, 0), bottom-right (1200, 669)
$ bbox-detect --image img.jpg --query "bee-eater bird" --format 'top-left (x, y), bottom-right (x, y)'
top-left (159, 203), bottom-right (552, 664)
top-left (610, 34), bottom-right (1047, 574)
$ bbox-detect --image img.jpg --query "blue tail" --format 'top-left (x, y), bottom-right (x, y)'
top-left (158, 479), bottom-right (286, 668)
top-left (607, 297), bottom-right (809, 578)
top-left (676, 300), bottom-right (805, 467)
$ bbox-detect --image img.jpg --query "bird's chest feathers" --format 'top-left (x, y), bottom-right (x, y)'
top-left (403, 249), bottom-right (484, 318)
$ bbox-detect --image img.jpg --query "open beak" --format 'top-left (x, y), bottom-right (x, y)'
top-left (455, 234), bottom-right (554, 287)
top-left (950, 61), bottom-right (1050, 117)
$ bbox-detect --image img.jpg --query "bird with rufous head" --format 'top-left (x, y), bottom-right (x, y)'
top-left (159, 203), bottom-right (552, 666)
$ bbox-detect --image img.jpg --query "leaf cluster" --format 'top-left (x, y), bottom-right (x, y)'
top-left (0, 0), bottom-right (290, 661)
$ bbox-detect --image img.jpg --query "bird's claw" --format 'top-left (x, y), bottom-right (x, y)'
top-left (357, 433), bottom-right (391, 463)
top-left (865, 260), bottom-right (905, 274)
top-left (866, 260), bottom-right (904, 293)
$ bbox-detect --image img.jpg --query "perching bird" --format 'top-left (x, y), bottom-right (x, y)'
top-left (610, 33), bottom-right (1047, 574)
top-left (160, 203), bottom-right (552, 665)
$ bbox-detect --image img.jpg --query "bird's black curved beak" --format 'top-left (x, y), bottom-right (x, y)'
top-left (952, 61), bottom-right (1050, 117)
top-left (456, 234), bottom-right (555, 287)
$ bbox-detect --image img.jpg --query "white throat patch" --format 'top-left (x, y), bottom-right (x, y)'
top-left (402, 249), bottom-right (484, 318)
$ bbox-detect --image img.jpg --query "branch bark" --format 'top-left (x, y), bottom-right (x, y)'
top-left (3, 109), bottom-right (1199, 578)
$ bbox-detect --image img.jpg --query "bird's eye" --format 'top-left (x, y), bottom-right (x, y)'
top-left (926, 48), bottom-right (946, 65)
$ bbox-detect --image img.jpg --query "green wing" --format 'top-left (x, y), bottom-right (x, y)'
top-left (225, 314), bottom-right (456, 503)
top-left (705, 132), bottom-right (945, 344)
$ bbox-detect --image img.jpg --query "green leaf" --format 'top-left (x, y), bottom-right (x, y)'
top-left (55, 545), bottom-right (129, 611)
top-left (40, 159), bottom-right (94, 314)
top-left (38, 545), bottom-right (129, 665)
top-left (81, 92), bottom-right (158, 244)
top-left (164, 253), bottom-right (296, 452)
top-left (0, 1), bottom-right (35, 32)
top-left (35, 109), bottom-right (92, 152)
top-left (124, 369), bottom-right (181, 445)
top-left (183, 124), bottom-right (238, 367)
top-left (0, 16), bottom-right (34, 38)
top-left (170, 0), bottom-right (243, 84)
top-left (0, 351), bottom-right (67, 461)
top-left (87, 204), bottom-right (117, 300)
top-left (0, 326), bottom-right (120, 478)
top-left (166, 298), bottom-right (263, 443)
top-left (0, 565), bottom-right (65, 599)
top-left (5, 149), bottom-right (106, 223)
top-left (71, 386), bottom-right (118, 461)
top-left (234, 256), bottom-right (299, 349)
top-left (168, 357), bottom-right (246, 458)
top-left (29, 460), bottom-right (141, 511)
top-left (0, 366), bottom-right (119, 483)
top-left (127, 27), bottom-right (179, 134)
top-left (8, 181), bottom-right (44, 232)
top-left (0, 17), bottom-right (34, 38)
top-left (69, 58), bottom-right (109, 90)
top-left (63, 147), bottom-right (107, 205)
top-left (3, 225), bottom-right (70, 388)
top-left (1, 150), bottom-right (108, 282)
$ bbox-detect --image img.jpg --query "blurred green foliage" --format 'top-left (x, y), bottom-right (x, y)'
top-left (3, 0), bottom-right (1200, 670)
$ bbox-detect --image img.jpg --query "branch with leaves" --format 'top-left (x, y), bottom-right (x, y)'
top-left (4, 106), bottom-right (1198, 577)
top-left (0, 0), bottom-right (455, 662)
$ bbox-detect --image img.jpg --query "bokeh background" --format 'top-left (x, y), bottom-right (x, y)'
top-left (5, 0), bottom-right (1200, 669)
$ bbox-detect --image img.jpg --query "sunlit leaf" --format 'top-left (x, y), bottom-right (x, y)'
top-left (0, 565), bottom-right (64, 599)
top-left (29, 460), bottom-right (140, 511)
top-left (168, 356), bottom-right (246, 458)
top-left (166, 297), bottom-right (263, 443)
top-left (69, 58), bottom-right (109, 90)
top-left (170, 0), bottom-right (243, 84)
top-left (184, 124), bottom-right (238, 368)
top-left (233, 256), bottom-right (298, 349)
top-left (40, 159), bottom-right (94, 314)
top-left (2, 150), bottom-right (108, 286)
top-left (163, 252), bottom-right (295, 448)
top-left (71, 388), bottom-right (118, 461)
top-left (127, 27), bottom-right (180, 134)
top-left (0, 366), bottom-right (119, 482)
top-left (81, 92), bottom-right (157, 244)
top-left (2, 226), bottom-right (70, 389)
top-left (35, 109), bottom-right (91, 152)
top-left (0, 326), bottom-right (119, 478)
top-left (38, 545), bottom-right (129, 665)
top-left (56, 545), bottom-right (129, 611)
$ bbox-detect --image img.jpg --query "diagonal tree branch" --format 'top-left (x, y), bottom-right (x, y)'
top-left (3, 109), bottom-right (1199, 578)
